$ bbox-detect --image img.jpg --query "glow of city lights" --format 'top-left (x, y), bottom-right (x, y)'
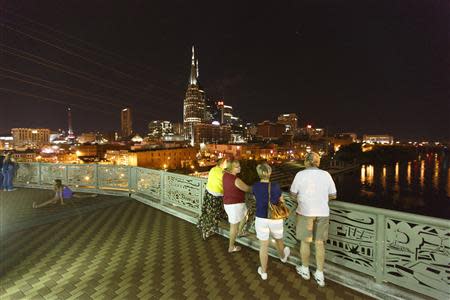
top-left (420, 160), bottom-right (425, 188)
top-left (407, 162), bottom-right (412, 185)
top-left (361, 165), bottom-right (366, 183)
top-left (395, 163), bottom-right (399, 182)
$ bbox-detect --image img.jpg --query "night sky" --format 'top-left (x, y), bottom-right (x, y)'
top-left (1, 0), bottom-right (449, 140)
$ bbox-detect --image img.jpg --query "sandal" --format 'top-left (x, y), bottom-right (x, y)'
top-left (228, 246), bottom-right (241, 253)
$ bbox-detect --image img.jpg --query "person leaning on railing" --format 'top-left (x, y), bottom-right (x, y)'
top-left (290, 152), bottom-right (337, 288)
top-left (197, 158), bottom-right (228, 240)
top-left (252, 162), bottom-right (291, 280)
top-left (222, 160), bottom-right (251, 253)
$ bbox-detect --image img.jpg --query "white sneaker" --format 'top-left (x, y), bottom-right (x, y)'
top-left (280, 247), bottom-right (290, 263)
top-left (257, 266), bottom-right (268, 280)
top-left (296, 265), bottom-right (310, 280)
top-left (313, 271), bottom-right (325, 287)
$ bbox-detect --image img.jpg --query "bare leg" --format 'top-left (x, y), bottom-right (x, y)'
top-left (315, 241), bottom-right (325, 272)
top-left (259, 240), bottom-right (269, 273)
top-left (34, 196), bottom-right (58, 208)
top-left (228, 223), bottom-right (240, 251)
top-left (300, 241), bottom-right (311, 267)
top-left (238, 212), bottom-right (248, 235)
top-left (275, 239), bottom-right (285, 258)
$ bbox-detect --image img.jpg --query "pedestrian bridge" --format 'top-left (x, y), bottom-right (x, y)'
top-left (1, 162), bottom-right (448, 299)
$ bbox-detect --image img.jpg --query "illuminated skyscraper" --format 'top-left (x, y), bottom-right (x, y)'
top-left (277, 113), bottom-right (298, 133)
top-left (121, 108), bottom-right (133, 137)
top-left (66, 107), bottom-right (76, 142)
top-left (183, 46), bottom-right (205, 141)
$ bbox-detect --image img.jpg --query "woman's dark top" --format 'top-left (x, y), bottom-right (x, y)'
top-left (223, 172), bottom-right (245, 205)
top-left (252, 182), bottom-right (282, 218)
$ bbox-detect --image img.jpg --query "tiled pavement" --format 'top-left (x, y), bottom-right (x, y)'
top-left (0, 188), bottom-right (373, 299)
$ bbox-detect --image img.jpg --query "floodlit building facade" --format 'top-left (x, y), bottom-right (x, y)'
top-left (12, 128), bottom-right (50, 148)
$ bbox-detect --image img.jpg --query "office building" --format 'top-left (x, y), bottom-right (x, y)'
top-left (121, 108), bottom-right (133, 137)
top-left (277, 113), bottom-right (298, 133)
top-left (12, 128), bottom-right (50, 148)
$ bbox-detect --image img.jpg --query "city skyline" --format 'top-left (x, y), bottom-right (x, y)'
top-left (0, 1), bottom-right (449, 140)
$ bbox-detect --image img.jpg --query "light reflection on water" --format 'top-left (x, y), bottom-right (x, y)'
top-left (337, 153), bottom-right (450, 219)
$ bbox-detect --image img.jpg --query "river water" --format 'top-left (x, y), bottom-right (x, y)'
top-left (334, 153), bottom-right (450, 219)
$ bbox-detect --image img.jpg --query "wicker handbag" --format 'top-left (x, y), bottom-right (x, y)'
top-left (267, 182), bottom-right (290, 220)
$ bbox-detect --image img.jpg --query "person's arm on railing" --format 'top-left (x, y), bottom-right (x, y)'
top-left (235, 177), bottom-right (251, 193)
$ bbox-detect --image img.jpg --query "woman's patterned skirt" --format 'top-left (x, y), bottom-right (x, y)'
top-left (197, 191), bottom-right (226, 239)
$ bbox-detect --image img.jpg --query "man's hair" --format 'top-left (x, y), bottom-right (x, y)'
top-left (256, 163), bottom-right (272, 180)
top-left (304, 152), bottom-right (320, 168)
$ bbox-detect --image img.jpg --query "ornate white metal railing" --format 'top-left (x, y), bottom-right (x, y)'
top-left (15, 162), bottom-right (449, 299)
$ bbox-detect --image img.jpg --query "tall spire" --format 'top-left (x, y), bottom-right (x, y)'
top-left (196, 59), bottom-right (199, 79)
top-left (189, 45), bottom-right (197, 85)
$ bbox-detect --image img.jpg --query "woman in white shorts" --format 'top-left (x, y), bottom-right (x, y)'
top-left (252, 163), bottom-right (290, 280)
top-left (222, 160), bottom-right (251, 253)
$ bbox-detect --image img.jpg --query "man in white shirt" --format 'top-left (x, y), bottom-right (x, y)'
top-left (290, 152), bottom-right (337, 287)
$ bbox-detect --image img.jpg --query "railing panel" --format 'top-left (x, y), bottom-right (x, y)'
top-left (282, 194), bottom-right (300, 247)
top-left (67, 165), bottom-right (96, 188)
top-left (384, 217), bottom-right (450, 300)
top-left (15, 163), bottom-right (39, 184)
top-left (98, 165), bottom-right (129, 190)
top-left (136, 167), bottom-right (162, 200)
top-left (40, 164), bottom-right (67, 185)
top-left (326, 207), bottom-right (377, 276)
top-left (162, 172), bottom-right (203, 214)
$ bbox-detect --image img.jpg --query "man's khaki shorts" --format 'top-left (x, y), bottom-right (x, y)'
top-left (296, 215), bottom-right (330, 242)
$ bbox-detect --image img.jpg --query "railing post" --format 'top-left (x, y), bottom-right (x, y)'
top-left (160, 170), bottom-right (165, 205)
top-left (38, 162), bottom-right (42, 186)
top-left (375, 214), bottom-right (386, 284)
top-left (95, 164), bottom-right (99, 192)
top-left (129, 166), bottom-right (136, 196)
top-left (199, 178), bottom-right (206, 216)
top-left (65, 164), bottom-right (69, 186)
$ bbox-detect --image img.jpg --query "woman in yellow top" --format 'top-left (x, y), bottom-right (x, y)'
top-left (197, 158), bottom-right (228, 240)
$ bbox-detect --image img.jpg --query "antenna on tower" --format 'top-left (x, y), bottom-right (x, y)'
top-left (67, 107), bottom-right (73, 135)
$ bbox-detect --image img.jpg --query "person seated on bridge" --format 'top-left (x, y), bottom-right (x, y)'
top-left (33, 179), bottom-right (96, 208)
